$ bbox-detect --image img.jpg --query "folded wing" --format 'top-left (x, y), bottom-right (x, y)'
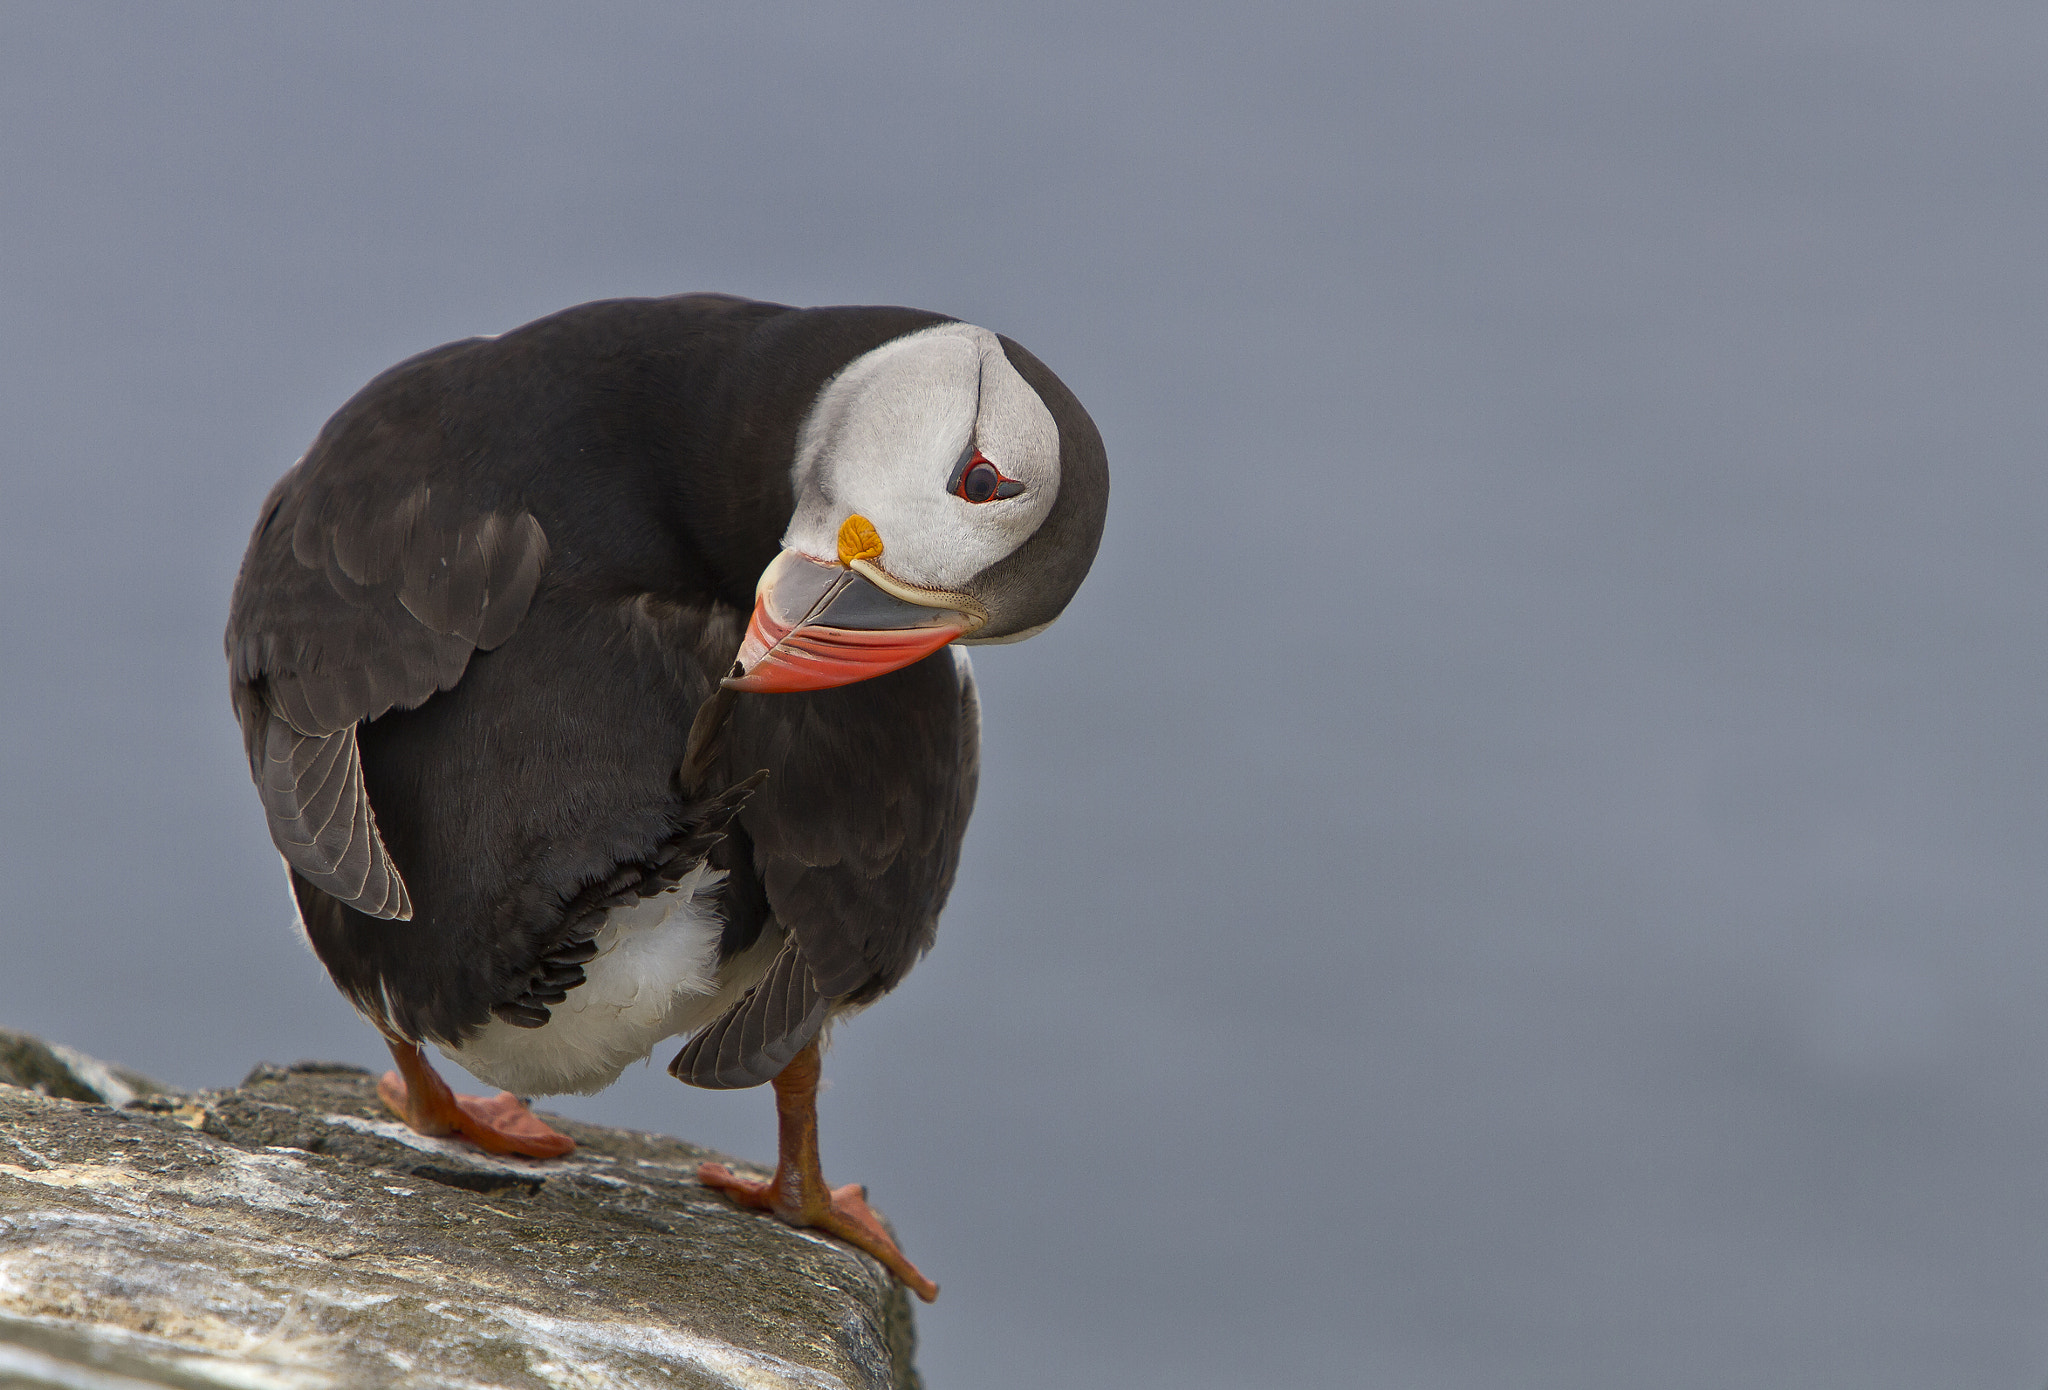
top-left (226, 394), bottom-right (549, 919)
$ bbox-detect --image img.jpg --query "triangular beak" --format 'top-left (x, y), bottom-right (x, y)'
top-left (725, 550), bottom-right (978, 693)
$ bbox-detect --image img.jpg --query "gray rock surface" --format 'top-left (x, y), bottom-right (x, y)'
top-left (0, 1030), bottom-right (921, 1390)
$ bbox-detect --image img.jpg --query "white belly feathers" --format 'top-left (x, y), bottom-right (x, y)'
top-left (438, 863), bottom-right (761, 1097)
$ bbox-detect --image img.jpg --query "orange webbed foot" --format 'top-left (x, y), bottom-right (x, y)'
top-left (699, 1160), bottom-right (938, 1301)
top-left (698, 1163), bottom-right (938, 1302)
top-left (378, 1041), bottom-right (575, 1160)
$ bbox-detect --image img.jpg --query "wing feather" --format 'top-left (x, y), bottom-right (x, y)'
top-left (669, 647), bottom-right (979, 1083)
top-left (668, 938), bottom-right (830, 1089)
top-left (227, 402), bottom-right (551, 920)
top-left (731, 651), bottom-right (978, 1002)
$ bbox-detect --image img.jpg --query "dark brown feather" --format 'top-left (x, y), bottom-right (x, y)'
top-left (227, 404), bottom-right (550, 919)
top-left (722, 651), bottom-right (978, 1003)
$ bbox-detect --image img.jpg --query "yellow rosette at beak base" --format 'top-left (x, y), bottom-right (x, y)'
top-left (837, 514), bottom-right (885, 566)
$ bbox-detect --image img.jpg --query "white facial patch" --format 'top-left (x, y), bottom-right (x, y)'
top-left (783, 322), bottom-right (1060, 591)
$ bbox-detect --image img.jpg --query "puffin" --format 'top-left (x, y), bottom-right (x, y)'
top-left (224, 294), bottom-right (1108, 1301)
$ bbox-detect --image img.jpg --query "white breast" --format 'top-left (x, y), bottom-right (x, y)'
top-left (439, 863), bottom-right (740, 1097)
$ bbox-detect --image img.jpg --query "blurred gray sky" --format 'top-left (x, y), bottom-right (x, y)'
top-left (5, 3), bottom-right (2047, 1386)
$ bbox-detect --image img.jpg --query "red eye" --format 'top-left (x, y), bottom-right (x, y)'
top-left (954, 451), bottom-right (1022, 504)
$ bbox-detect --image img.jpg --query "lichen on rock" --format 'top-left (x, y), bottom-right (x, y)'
top-left (0, 1031), bottom-right (922, 1390)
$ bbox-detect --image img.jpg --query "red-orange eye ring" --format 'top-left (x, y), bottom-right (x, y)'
top-left (952, 451), bottom-right (1026, 504)
top-left (959, 459), bottom-right (1002, 503)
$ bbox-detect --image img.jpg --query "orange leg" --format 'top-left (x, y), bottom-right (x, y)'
top-left (377, 1039), bottom-right (575, 1160)
top-left (698, 1040), bottom-right (938, 1302)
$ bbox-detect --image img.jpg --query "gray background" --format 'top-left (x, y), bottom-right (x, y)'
top-left (3, 4), bottom-right (2044, 1386)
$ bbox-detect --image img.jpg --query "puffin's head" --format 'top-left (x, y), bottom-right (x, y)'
top-left (728, 321), bottom-right (1108, 692)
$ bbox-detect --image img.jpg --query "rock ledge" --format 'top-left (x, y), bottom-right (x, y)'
top-left (0, 1030), bottom-right (920, 1390)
